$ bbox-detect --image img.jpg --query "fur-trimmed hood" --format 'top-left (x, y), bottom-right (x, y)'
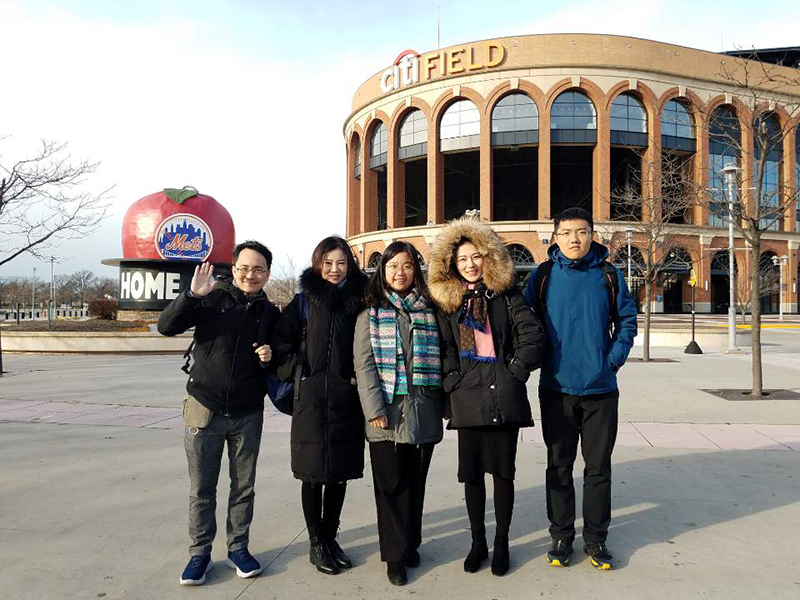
top-left (299, 267), bottom-right (368, 316)
top-left (427, 217), bottom-right (515, 313)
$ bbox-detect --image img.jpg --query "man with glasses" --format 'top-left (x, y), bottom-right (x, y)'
top-left (158, 240), bottom-right (278, 585)
top-left (523, 208), bottom-right (637, 570)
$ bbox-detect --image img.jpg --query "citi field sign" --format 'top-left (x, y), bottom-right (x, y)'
top-left (379, 43), bottom-right (507, 94)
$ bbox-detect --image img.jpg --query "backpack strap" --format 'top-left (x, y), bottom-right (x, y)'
top-left (533, 260), bottom-right (555, 314)
top-left (601, 262), bottom-right (620, 331)
top-left (181, 341), bottom-right (195, 374)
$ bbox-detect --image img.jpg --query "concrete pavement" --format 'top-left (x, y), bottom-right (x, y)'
top-left (1, 331), bottom-right (799, 599)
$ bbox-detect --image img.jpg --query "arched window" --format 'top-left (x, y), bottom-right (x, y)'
top-left (441, 99), bottom-right (480, 219)
top-left (661, 99), bottom-right (696, 152)
top-left (491, 93), bottom-right (538, 146)
top-left (506, 244), bottom-right (535, 288)
top-left (492, 93), bottom-right (539, 220)
top-left (612, 245), bottom-right (645, 272)
top-left (369, 122), bottom-right (388, 169)
top-left (754, 113), bottom-right (782, 231)
top-left (353, 137), bottom-right (361, 179)
top-left (708, 105), bottom-right (741, 227)
top-left (550, 91), bottom-right (597, 143)
top-left (664, 247), bottom-right (692, 272)
top-left (440, 99), bottom-right (480, 152)
top-left (610, 93), bottom-right (647, 146)
top-left (711, 250), bottom-right (738, 275)
top-left (367, 252), bottom-right (382, 273)
top-left (550, 91), bottom-right (596, 217)
top-left (398, 110), bottom-right (428, 160)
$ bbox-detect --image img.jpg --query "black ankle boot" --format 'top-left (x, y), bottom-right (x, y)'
top-left (387, 561), bottom-right (407, 586)
top-left (491, 534), bottom-right (509, 576)
top-left (308, 526), bottom-right (339, 575)
top-left (463, 530), bottom-right (488, 573)
top-left (323, 521), bottom-right (352, 569)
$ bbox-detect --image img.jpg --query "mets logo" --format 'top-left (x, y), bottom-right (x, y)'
top-left (155, 213), bottom-right (213, 261)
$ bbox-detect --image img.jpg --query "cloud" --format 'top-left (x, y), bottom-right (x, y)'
top-left (0, 2), bottom-right (376, 276)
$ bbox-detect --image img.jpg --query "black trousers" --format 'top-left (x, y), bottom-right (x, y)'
top-left (539, 387), bottom-right (619, 544)
top-left (369, 441), bottom-right (435, 562)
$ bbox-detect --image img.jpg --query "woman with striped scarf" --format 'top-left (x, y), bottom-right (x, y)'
top-left (354, 241), bottom-right (444, 587)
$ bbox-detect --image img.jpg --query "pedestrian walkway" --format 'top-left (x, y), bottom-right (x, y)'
top-left (2, 399), bottom-right (798, 451)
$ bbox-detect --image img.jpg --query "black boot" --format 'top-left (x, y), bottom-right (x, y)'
top-left (463, 529), bottom-right (488, 573)
top-left (323, 521), bottom-right (353, 569)
top-left (308, 526), bottom-right (339, 575)
top-left (491, 534), bottom-right (509, 576)
top-left (386, 561), bottom-right (407, 586)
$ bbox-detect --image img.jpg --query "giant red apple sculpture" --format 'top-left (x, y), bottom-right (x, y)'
top-left (121, 187), bottom-right (235, 263)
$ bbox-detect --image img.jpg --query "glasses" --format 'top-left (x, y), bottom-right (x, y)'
top-left (386, 263), bottom-right (415, 274)
top-left (234, 266), bottom-right (268, 276)
top-left (555, 228), bottom-right (592, 239)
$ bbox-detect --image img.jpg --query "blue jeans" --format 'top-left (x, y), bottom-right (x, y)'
top-left (184, 410), bottom-right (263, 556)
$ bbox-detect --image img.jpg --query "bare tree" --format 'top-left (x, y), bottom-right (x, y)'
top-left (600, 147), bottom-right (697, 361)
top-left (264, 256), bottom-right (299, 310)
top-left (91, 276), bottom-right (119, 300)
top-left (71, 269), bottom-right (97, 308)
top-left (0, 138), bottom-right (112, 267)
top-left (693, 53), bottom-right (800, 396)
top-left (731, 256), bottom-right (781, 325)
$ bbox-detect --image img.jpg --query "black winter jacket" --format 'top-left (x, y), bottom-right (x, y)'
top-left (157, 283), bottom-right (280, 417)
top-left (270, 268), bottom-right (368, 483)
top-left (437, 289), bottom-right (545, 429)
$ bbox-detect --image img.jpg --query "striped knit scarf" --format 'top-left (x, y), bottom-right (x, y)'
top-left (368, 289), bottom-right (441, 403)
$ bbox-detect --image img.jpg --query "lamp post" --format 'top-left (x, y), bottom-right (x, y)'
top-left (625, 226), bottom-right (633, 288)
top-left (31, 267), bottom-right (37, 319)
top-left (772, 255), bottom-right (787, 320)
top-left (720, 163), bottom-right (741, 351)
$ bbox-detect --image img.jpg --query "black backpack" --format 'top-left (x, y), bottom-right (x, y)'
top-left (532, 260), bottom-right (620, 331)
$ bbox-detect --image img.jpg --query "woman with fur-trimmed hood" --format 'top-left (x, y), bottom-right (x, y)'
top-left (428, 216), bottom-right (545, 577)
top-left (271, 236), bottom-right (368, 577)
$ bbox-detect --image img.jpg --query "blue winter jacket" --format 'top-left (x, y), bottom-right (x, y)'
top-left (523, 242), bottom-right (637, 396)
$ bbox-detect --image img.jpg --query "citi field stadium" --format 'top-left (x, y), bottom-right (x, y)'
top-left (343, 34), bottom-right (800, 315)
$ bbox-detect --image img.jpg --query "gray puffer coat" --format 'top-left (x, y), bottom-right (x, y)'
top-left (354, 309), bottom-right (444, 445)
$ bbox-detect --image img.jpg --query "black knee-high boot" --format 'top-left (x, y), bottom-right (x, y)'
top-left (491, 476), bottom-right (514, 576)
top-left (463, 478), bottom-right (488, 572)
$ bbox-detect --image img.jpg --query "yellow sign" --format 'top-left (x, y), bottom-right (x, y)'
top-left (688, 268), bottom-right (697, 287)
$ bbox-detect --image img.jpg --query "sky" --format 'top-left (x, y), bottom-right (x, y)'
top-left (1, 0), bottom-right (797, 280)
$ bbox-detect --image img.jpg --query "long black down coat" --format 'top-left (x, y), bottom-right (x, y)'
top-left (270, 268), bottom-right (368, 483)
top-left (157, 282), bottom-right (280, 417)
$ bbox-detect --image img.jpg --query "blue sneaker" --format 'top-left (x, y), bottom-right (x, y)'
top-left (227, 548), bottom-right (263, 578)
top-left (180, 555), bottom-right (212, 585)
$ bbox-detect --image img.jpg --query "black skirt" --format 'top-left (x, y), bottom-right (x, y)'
top-left (457, 426), bottom-right (520, 482)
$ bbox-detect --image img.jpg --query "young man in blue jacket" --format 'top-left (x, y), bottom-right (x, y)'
top-left (524, 207), bottom-right (637, 570)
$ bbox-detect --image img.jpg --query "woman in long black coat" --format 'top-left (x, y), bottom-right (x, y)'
top-left (427, 217), bottom-right (545, 577)
top-left (271, 236), bottom-right (368, 575)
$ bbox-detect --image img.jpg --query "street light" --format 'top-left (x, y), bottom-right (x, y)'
top-left (771, 255), bottom-right (788, 320)
top-left (720, 163), bottom-right (741, 351)
top-left (31, 266), bottom-right (37, 319)
top-left (625, 227), bottom-right (633, 289)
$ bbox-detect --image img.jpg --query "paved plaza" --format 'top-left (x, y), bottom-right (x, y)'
top-left (1, 326), bottom-right (799, 599)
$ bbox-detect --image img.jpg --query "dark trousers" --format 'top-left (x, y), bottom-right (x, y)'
top-left (369, 441), bottom-right (435, 562)
top-left (184, 411), bottom-right (263, 556)
top-left (539, 387), bottom-right (619, 544)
